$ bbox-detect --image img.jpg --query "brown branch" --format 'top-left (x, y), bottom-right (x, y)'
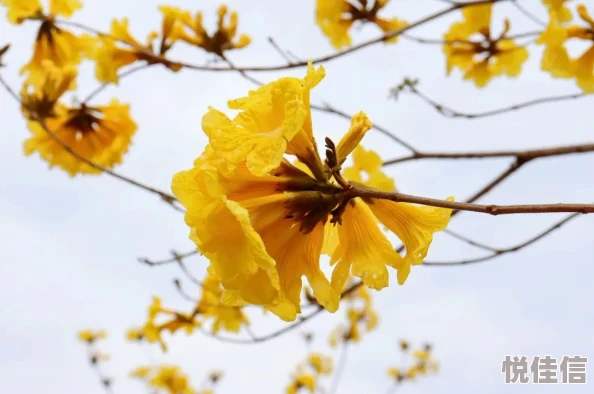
top-left (195, 281), bottom-right (363, 345)
top-left (384, 143), bottom-right (594, 165)
top-left (404, 84), bottom-right (591, 119)
top-left (424, 212), bottom-right (580, 266)
top-left (139, 250), bottom-right (199, 266)
top-left (56, 0), bottom-right (511, 73)
top-left (0, 73), bottom-right (183, 212)
top-left (346, 187), bottom-right (594, 215)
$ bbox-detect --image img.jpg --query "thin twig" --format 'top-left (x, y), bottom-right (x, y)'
top-left (404, 85), bottom-right (591, 119)
top-left (328, 345), bottom-right (349, 394)
top-left (82, 64), bottom-right (151, 103)
top-left (384, 143), bottom-right (594, 165)
top-left (511, 0), bottom-right (547, 27)
top-left (424, 212), bottom-right (580, 266)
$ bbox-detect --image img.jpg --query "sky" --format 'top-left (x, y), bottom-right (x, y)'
top-left (1, 0), bottom-right (593, 393)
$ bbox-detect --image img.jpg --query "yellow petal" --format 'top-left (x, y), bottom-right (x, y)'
top-left (335, 112), bottom-right (373, 165)
top-left (368, 198), bottom-right (453, 284)
top-left (331, 199), bottom-right (403, 291)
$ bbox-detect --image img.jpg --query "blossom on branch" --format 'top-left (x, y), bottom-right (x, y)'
top-left (21, 63), bottom-right (137, 176)
top-left (171, 5), bottom-right (251, 56)
top-left (1, 0), bottom-right (96, 87)
top-left (94, 11), bottom-right (185, 84)
top-left (316, 0), bottom-right (407, 49)
top-left (171, 63), bottom-right (452, 322)
top-left (538, 3), bottom-right (594, 92)
top-left (443, 4), bottom-right (529, 87)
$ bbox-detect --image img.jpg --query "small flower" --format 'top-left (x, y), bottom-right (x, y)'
top-left (316, 0), bottom-right (407, 49)
top-left (286, 371), bottom-right (316, 394)
top-left (443, 4), bottom-right (529, 87)
top-left (78, 329), bottom-right (107, 343)
top-left (20, 61), bottom-right (76, 119)
top-left (126, 327), bottom-right (144, 342)
top-left (172, 5), bottom-right (251, 56)
top-left (388, 367), bottom-right (404, 382)
top-left (196, 273), bottom-right (249, 334)
top-left (23, 98), bottom-right (137, 177)
top-left (137, 296), bottom-right (201, 351)
top-left (94, 14), bottom-right (183, 84)
top-left (131, 365), bottom-right (196, 394)
top-left (1, 0), bottom-right (96, 87)
top-left (538, 3), bottom-right (594, 92)
top-left (308, 353), bottom-right (333, 375)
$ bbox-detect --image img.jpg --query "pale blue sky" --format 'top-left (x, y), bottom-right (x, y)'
top-left (1, 1), bottom-right (593, 393)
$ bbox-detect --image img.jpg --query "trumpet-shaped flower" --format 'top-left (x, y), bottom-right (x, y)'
top-left (443, 4), bottom-right (529, 87)
top-left (171, 5), bottom-right (251, 56)
top-left (172, 65), bottom-right (451, 322)
top-left (538, 4), bottom-right (594, 92)
top-left (316, 0), bottom-right (407, 49)
top-left (1, 0), bottom-right (95, 87)
top-left (95, 15), bottom-right (184, 84)
top-left (23, 97), bottom-right (137, 176)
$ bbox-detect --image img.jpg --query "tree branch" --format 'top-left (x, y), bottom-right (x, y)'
top-left (424, 212), bottom-right (580, 266)
top-left (384, 143), bottom-right (594, 165)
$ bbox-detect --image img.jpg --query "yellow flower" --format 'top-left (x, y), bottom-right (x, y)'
top-left (172, 5), bottom-right (251, 56)
top-left (126, 327), bottom-right (144, 341)
top-left (342, 145), bottom-right (395, 192)
top-left (1, 0), bottom-right (42, 24)
top-left (138, 296), bottom-right (201, 351)
top-left (539, 4), bottom-right (594, 92)
top-left (308, 353), bottom-right (333, 375)
top-left (23, 98), bottom-right (137, 177)
top-left (413, 349), bottom-right (430, 362)
top-left (388, 367), bottom-right (404, 382)
top-left (316, 0), bottom-right (407, 49)
top-left (286, 372), bottom-right (316, 394)
top-left (20, 61), bottom-right (76, 119)
top-left (443, 5), bottom-right (529, 87)
top-left (173, 67), bottom-right (451, 322)
top-left (132, 365), bottom-right (195, 394)
top-left (542, 0), bottom-right (574, 22)
top-left (94, 16), bottom-right (183, 84)
top-left (196, 273), bottom-right (249, 334)
top-left (78, 329), bottom-right (107, 343)
top-left (2, 0), bottom-right (95, 87)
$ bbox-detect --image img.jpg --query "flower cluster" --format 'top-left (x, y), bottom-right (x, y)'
top-left (127, 274), bottom-right (249, 350)
top-left (286, 352), bottom-right (333, 394)
top-left (316, 0), bottom-right (407, 49)
top-left (1, 1), bottom-right (252, 176)
top-left (387, 341), bottom-right (439, 384)
top-left (172, 64), bottom-right (452, 322)
top-left (538, 3), bottom-right (594, 92)
top-left (443, 3), bottom-right (528, 87)
top-left (329, 284), bottom-right (378, 346)
top-left (130, 365), bottom-right (216, 394)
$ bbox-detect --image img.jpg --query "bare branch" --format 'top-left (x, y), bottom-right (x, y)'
top-left (424, 212), bottom-right (581, 266)
top-left (384, 143), bottom-right (594, 165)
top-left (347, 187), bottom-right (594, 215)
top-left (403, 84), bottom-right (591, 119)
